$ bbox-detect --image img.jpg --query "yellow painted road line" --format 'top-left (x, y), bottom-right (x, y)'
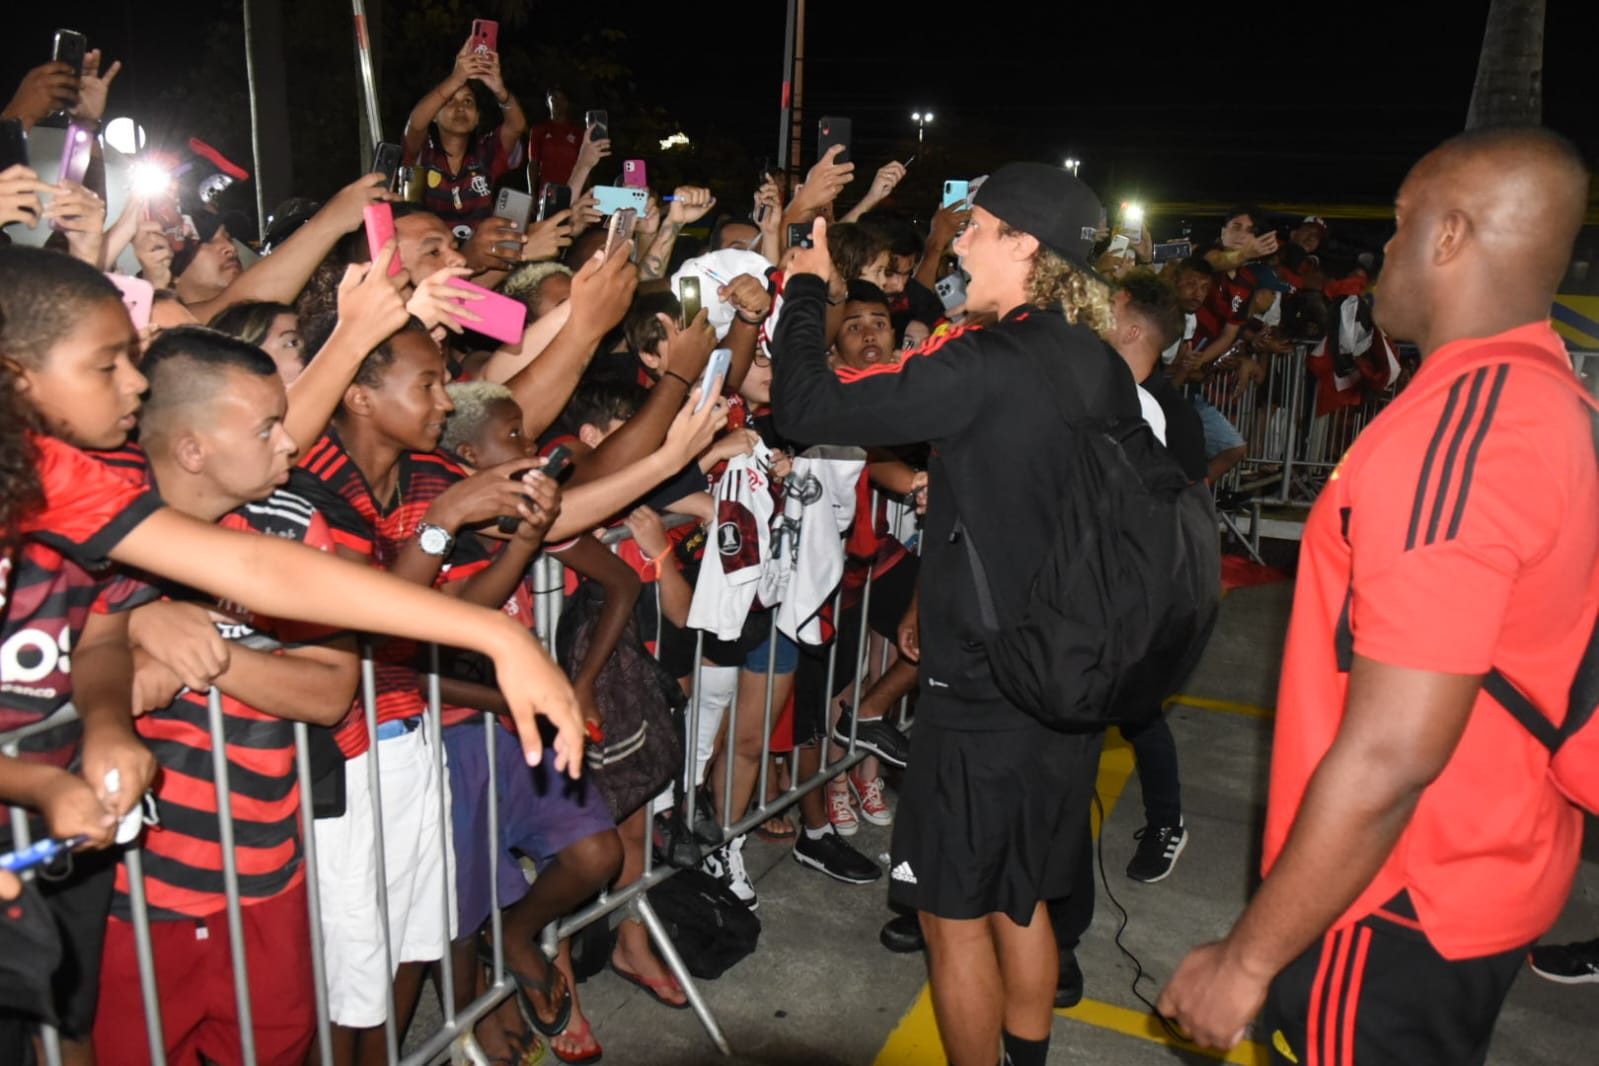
top-left (1168, 694), bottom-right (1276, 719)
top-left (1058, 997), bottom-right (1270, 1065)
top-left (874, 730), bottom-right (1141, 1066)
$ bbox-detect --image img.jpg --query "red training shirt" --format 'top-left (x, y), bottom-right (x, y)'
top-left (1265, 322), bottom-right (1599, 959)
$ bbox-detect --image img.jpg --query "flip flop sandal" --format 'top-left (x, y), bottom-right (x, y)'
top-left (754, 815), bottom-right (797, 842)
top-left (548, 1015), bottom-right (603, 1065)
top-left (608, 959), bottom-right (690, 1010)
top-left (480, 940), bottom-right (574, 1038)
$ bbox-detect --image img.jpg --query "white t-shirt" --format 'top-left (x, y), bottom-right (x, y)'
top-left (1137, 385), bottom-right (1168, 445)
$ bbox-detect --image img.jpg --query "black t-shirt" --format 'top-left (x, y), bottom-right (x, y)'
top-left (1143, 371), bottom-right (1209, 483)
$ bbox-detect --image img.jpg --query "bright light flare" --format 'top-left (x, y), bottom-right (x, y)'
top-left (129, 161), bottom-right (175, 200)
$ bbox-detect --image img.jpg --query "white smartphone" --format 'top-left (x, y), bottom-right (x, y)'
top-left (698, 348), bottom-right (732, 411)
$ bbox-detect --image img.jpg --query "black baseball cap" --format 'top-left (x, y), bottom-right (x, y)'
top-left (972, 162), bottom-right (1103, 271)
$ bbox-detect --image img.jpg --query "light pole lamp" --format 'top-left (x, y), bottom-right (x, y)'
top-left (912, 110), bottom-right (934, 147)
top-left (1064, 157), bottom-right (1081, 176)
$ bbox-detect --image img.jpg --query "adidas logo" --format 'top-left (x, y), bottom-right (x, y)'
top-left (891, 861), bottom-right (917, 884)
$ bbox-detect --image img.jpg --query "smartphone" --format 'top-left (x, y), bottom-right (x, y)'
top-left (469, 19), bottom-right (498, 54)
top-left (697, 349), bottom-right (732, 412)
top-left (496, 446), bottom-right (574, 533)
top-left (536, 182), bottom-right (572, 222)
top-left (755, 159), bottom-right (775, 223)
top-left (446, 277), bottom-right (528, 345)
top-left (935, 272), bottom-right (967, 312)
top-left (0, 118), bottom-right (27, 172)
top-left (543, 444), bottom-right (576, 482)
top-left (50, 124), bottom-right (95, 230)
top-left (363, 202), bottom-right (404, 277)
top-left (372, 141), bottom-right (403, 189)
top-left (585, 110), bottom-right (609, 143)
top-left (494, 187), bottom-right (534, 232)
top-left (817, 116), bottom-right (852, 166)
top-left (787, 221), bottom-right (813, 251)
top-left (146, 192), bottom-right (187, 244)
top-left (942, 180), bottom-right (969, 210)
top-left (622, 159), bottom-right (648, 189)
top-left (52, 29), bottom-right (87, 79)
top-left (1107, 234), bottom-right (1132, 256)
top-left (1153, 240), bottom-right (1192, 264)
top-left (603, 207), bottom-right (638, 258)
top-left (591, 185), bottom-right (647, 217)
top-left (677, 276), bottom-right (702, 327)
top-left (107, 274), bottom-right (154, 331)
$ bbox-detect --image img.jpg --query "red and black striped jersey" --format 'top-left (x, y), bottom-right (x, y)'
top-left (291, 430), bottom-right (495, 747)
top-left (112, 488), bottom-right (341, 920)
top-left (2, 442), bottom-right (161, 768)
top-left (1192, 263), bottom-right (1258, 352)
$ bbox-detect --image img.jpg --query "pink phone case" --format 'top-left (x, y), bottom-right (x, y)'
top-left (623, 159), bottom-right (648, 188)
top-left (446, 277), bottom-right (528, 345)
top-left (363, 203), bottom-right (403, 276)
top-left (106, 273), bottom-right (154, 331)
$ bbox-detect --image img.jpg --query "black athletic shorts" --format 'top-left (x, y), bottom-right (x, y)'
top-left (791, 555), bottom-right (919, 746)
top-left (887, 701), bottom-right (1099, 925)
top-left (1265, 891), bottom-right (1526, 1066)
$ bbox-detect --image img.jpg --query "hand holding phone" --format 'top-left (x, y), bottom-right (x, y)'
top-left (585, 110), bottom-right (610, 143)
top-left (445, 278), bottom-right (528, 345)
top-left (817, 116), bottom-right (852, 166)
top-left (622, 159), bottom-right (648, 189)
top-left (469, 19), bottom-right (499, 54)
top-left (787, 222), bottom-right (813, 251)
top-left (52, 29), bottom-right (88, 80)
top-left (941, 180), bottom-right (970, 210)
top-left (495, 446), bottom-right (573, 534)
top-left (107, 274), bottom-right (155, 331)
top-left (372, 142), bottom-right (403, 189)
top-left (495, 188), bottom-right (534, 232)
top-left (591, 185), bottom-right (648, 217)
top-left (537, 183), bottom-right (572, 223)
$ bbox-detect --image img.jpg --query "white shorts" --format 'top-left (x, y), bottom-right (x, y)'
top-left (312, 725), bottom-right (455, 1028)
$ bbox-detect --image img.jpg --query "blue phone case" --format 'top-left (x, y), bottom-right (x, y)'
top-left (942, 180), bottom-right (970, 209)
top-left (593, 185), bottom-right (649, 216)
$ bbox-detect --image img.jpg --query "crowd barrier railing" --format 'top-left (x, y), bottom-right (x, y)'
top-left (2, 490), bottom-right (923, 1064)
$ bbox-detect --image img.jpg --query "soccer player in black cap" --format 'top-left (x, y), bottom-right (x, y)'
top-left (770, 164), bottom-right (1142, 1066)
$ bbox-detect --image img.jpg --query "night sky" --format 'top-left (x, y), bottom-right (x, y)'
top-left (5, 1), bottom-right (1593, 246)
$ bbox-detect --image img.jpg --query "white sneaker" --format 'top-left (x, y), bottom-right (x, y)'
top-left (849, 771), bottom-right (893, 827)
top-left (827, 784), bottom-right (859, 836)
top-left (723, 835), bottom-right (758, 910)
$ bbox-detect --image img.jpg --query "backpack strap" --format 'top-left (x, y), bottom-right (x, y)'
top-left (1444, 343), bottom-right (1599, 753)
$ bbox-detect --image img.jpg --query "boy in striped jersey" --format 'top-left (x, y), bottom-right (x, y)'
top-left (94, 328), bottom-right (361, 1063)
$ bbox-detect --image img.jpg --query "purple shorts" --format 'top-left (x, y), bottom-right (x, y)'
top-left (444, 717), bottom-right (615, 935)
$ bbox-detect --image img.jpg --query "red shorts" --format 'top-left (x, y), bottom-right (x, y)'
top-left (94, 880), bottom-right (315, 1066)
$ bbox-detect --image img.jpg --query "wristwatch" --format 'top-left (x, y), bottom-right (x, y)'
top-left (414, 521), bottom-right (455, 558)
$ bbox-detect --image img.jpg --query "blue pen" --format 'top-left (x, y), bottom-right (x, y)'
top-left (0, 834), bottom-right (88, 873)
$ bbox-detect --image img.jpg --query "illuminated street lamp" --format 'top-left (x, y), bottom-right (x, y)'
top-left (911, 110), bottom-right (934, 147)
top-left (1064, 157), bottom-right (1081, 176)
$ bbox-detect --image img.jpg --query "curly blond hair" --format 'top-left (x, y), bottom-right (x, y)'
top-left (999, 223), bottom-right (1117, 339)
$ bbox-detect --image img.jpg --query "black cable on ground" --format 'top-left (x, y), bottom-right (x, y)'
top-left (1090, 787), bottom-right (1189, 1044)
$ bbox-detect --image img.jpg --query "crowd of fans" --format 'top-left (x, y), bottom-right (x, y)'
top-left (0, 24), bottom-right (1405, 1066)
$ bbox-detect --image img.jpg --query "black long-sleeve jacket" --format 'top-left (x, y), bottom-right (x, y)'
top-left (771, 273), bottom-right (1141, 729)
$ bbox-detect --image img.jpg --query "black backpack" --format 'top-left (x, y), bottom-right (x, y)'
top-left (958, 352), bottom-right (1221, 732)
top-left (645, 868), bottom-right (761, 979)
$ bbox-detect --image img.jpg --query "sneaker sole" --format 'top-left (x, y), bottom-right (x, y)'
top-left (830, 729), bottom-right (909, 769)
top-left (791, 848), bottom-right (881, 884)
top-left (1127, 831), bottom-right (1188, 884)
top-left (1528, 963), bottom-right (1599, 984)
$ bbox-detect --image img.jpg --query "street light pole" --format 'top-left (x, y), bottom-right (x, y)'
top-left (1064, 157), bottom-right (1081, 176)
top-left (911, 110), bottom-right (934, 149)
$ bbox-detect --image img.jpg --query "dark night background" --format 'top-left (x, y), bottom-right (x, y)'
top-left (3, 1), bottom-right (1595, 254)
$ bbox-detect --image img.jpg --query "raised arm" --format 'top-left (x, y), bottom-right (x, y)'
top-left (403, 45), bottom-right (476, 159)
top-left (106, 507), bottom-right (585, 774)
top-left (187, 174), bottom-right (393, 323)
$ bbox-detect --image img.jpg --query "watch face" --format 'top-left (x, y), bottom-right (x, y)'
top-left (419, 525), bottom-right (451, 555)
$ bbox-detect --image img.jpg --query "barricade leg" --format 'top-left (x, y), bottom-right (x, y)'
top-left (205, 687), bottom-right (259, 1066)
top-left (292, 722), bottom-right (335, 1065)
top-left (358, 646), bottom-right (401, 1063)
top-left (7, 798), bottom-right (75, 1066)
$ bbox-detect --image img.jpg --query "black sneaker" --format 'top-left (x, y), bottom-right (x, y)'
top-left (1054, 951), bottom-right (1084, 1009)
top-left (1529, 938), bottom-right (1599, 984)
top-left (832, 706), bottom-right (910, 768)
top-left (880, 912), bottom-right (924, 953)
top-left (1126, 821), bottom-right (1187, 883)
top-left (792, 829), bottom-right (882, 884)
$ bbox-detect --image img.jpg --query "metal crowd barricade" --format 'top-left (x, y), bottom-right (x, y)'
top-left (2, 492), bottom-right (923, 1064)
